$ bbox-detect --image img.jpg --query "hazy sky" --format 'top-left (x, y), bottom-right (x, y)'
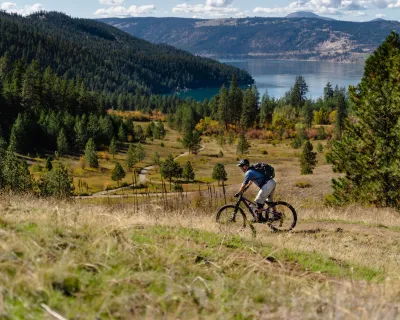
top-left (1, 0), bottom-right (399, 21)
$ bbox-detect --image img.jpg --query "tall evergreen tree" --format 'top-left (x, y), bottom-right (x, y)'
top-left (212, 163), bottom-right (228, 186)
top-left (111, 162), bottom-right (126, 187)
top-left (290, 75), bottom-right (309, 111)
top-left (236, 133), bottom-right (250, 155)
top-left (334, 91), bottom-right (348, 140)
top-left (160, 154), bottom-right (182, 189)
top-left (38, 162), bottom-right (75, 198)
top-left (109, 136), bottom-right (118, 159)
top-left (182, 161), bottom-right (195, 181)
top-left (133, 143), bottom-right (146, 163)
top-left (57, 128), bottom-right (68, 156)
top-left (84, 138), bottom-right (99, 168)
top-left (21, 60), bottom-right (41, 111)
top-left (327, 32), bottom-right (400, 208)
top-left (302, 100), bottom-right (314, 129)
top-left (218, 85), bottom-right (230, 129)
top-left (240, 87), bottom-right (258, 129)
top-left (126, 144), bottom-right (136, 171)
top-left (259, 91), bottom-right (275, 126)
top-left (182, 130), bottom-right (202, 154)
top-left (323, 82), bottom-right (334, 101)
top-left (229, 74), bottom-right (243, 125)
top-left (300, 140), bottom-right (317, 175)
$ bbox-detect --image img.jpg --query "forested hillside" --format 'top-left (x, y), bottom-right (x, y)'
top-left (101, 17), bottom-right (400, 62)
top-left (0, 11), bottom-right (252, 95)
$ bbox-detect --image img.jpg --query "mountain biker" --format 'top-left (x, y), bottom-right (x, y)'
top-left (234, 159), bottom-right (276, 222)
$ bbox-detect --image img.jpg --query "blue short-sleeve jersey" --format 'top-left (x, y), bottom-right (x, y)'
top-left (243, 169), bottom-right (265, 188)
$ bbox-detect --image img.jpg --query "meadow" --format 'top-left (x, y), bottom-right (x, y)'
top-left (2, 121), bottom-right (399, 319)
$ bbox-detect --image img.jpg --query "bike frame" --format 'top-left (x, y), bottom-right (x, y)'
top-left (235, 194), bottom-right (273, 219)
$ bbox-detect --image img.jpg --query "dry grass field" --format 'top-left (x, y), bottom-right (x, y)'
top-left (0, 191), bottom-right (399, 319)
top-left (7, 123), bottom-right (400, 319)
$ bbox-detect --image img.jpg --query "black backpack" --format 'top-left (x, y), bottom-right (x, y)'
top-left (250, 163), bottom-right (275, 181)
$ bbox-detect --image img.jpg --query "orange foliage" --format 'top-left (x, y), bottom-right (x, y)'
top-left (107, 109), bottom-right (166, 122)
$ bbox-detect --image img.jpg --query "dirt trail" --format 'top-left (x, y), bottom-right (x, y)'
top-left (84, 147), bottom-right (203, 198)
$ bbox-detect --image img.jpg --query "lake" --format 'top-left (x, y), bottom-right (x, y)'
top-left (176, 59), bottom-right (365, 101)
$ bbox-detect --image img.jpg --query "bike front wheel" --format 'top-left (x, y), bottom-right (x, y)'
top-left (216, 205), bottom-right (247, 233)
top-left (265, 201), bottom-right (297, 232)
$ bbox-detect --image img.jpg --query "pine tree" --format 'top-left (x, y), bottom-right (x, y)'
top-left (259, 91), bottom-right (275, 126)
top-left (84, 138), bottom-right (99, 168)
top-left (57, 128), bottom-right (68, 156)
top-left (118, 123), bottom-right (126, 142)
top-left (134, 125), bottom-right (145, 142)
top-left (228, 74), bottom-right (243, 125)
top-left (236, 133), bottom-right (250, 155)
top-left (160, 154), bottom-right (182, 189)
top-left (212, 163), bottom-right (228, 186)
top-left (109, 136), bottom-right (118, 159)
top-left (3, 147), bottom-right (33, 191)
top-left (126, 144), bottom-right (136, 171)
top-left (111, 162), bottom-right (126, 187)
top-left (218, 85), bottom-right (230, 129)
top-left (327, 32), bottom-right (400, 208)
top-left (183, 130), bottom-right (202, 154)
top-left (290, 75), bottom-right (309, 111)
top-left (21, 60), bottom-right (41, 111)
top-left (324, 82), bottom-right (334, 101)
top-left (182, 161), bottom-right (195, 181)
top-left (152, 152), bottom-right (161, 166)
top-left (38, 163), bottom-right (75, 198)
top-left (300, 141), bottom-right (317, 175)
top-left (240, 87), bottom-right (258, 129)
top-left (334, 91), bottom-right (348, 140)
top-left (134, 143), bottom-right (146, 163)
top-left (45, 157), bottom-right (53, 171)
top-left (302, 100), bottom-right (314, 129)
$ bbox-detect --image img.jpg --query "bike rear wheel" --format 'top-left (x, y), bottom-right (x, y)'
top-left (216, 205), bottom-right (247, 233)
top-left (265, 201), bottom-right (297, 232)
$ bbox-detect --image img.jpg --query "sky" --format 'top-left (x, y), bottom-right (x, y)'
top-left (1, 0), bottom-right (399, 21)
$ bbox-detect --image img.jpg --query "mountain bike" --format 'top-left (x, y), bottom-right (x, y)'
top-left (216, 191), bottom-right (297, 232)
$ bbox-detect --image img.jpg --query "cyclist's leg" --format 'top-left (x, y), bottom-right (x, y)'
top-left (255, 179), bottom-right (276, 205)
top-left (254, 180), bottom-right (276, 220)
top-left (266, 179), bottom-right (276, 203)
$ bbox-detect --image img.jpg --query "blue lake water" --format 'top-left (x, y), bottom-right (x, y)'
top-left (176, 59), bottom-right (365, 101)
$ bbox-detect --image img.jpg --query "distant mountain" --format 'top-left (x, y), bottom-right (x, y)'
top-left (100, 17), bottom-right (400, 63)
top-left (285, 11), bottom-right (335, 21)
top-left (0, 11), bottom-right (253, 95)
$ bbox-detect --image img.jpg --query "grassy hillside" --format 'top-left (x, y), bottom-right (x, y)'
top-left (0, 194), bottom-right (399, 319)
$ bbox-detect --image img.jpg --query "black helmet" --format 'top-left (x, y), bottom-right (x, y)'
top-left (237, 159), bottom-right (250, 167)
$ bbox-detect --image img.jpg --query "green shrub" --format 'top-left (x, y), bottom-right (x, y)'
top-left (295, 180), bottom-right (312, 188)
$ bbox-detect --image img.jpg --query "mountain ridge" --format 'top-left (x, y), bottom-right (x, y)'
top-left (0, 11), bottom-right (253, 95)
top-left (100, 16), bottom-right (400, 63)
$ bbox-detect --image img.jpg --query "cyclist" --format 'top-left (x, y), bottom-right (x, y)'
top-left (234, 159), bottom-right (276, 222)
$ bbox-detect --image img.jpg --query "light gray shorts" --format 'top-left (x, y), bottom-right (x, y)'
top-left (254, 179), bottom-right (276, 205)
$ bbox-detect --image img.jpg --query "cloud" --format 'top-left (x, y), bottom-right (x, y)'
top-left (99, 0), bottom-right (124, 5)
top-left (0, 2), bottom-right (44, 15)
top-left (375, 13), bottom-right (386, 17)
top-left (205, 0), bottom-right (233, 7)
top-left (254, 0), bottom-right (400, 17)
top-left (173, 1), bottom-right (239, 17)
top-left (94, 4), bottom-right (156, 17)
top-left (388, 0), bottom-right (400, 7)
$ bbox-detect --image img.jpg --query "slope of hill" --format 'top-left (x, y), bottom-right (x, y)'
top-left (100, 17), bottom-right (400, 62)
top-left (0, 11), bottom-right (253, 95)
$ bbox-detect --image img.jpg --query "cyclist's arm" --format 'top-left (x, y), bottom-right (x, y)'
top-left (237, 180), bottom-right (252, 194)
